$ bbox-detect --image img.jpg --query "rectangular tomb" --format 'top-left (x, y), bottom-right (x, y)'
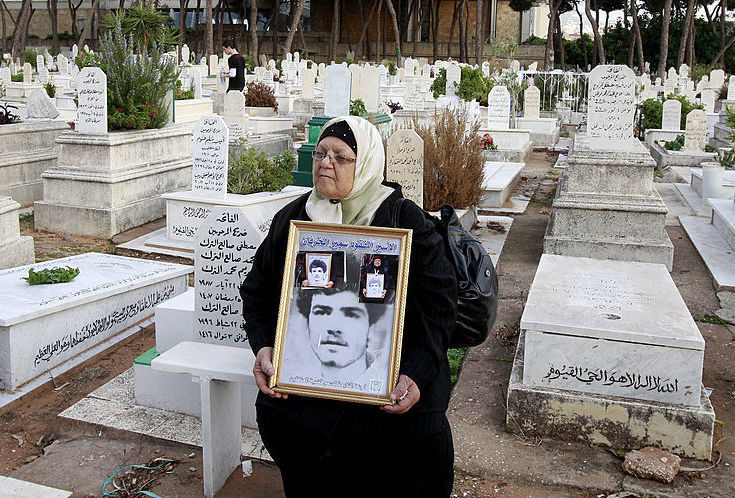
top-left (0, 253), bottom-right (191, 390)
top-left (520, 254), bottom-right (704, 407)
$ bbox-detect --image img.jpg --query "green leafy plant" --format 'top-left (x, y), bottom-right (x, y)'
top-left (724, 107), bottom-right (735, 143)
top-left (174, 79), bottom-right (194, 100)
top-left (44, 81), bottom-right (56, 98)
top-left (101, 0), bottom-right (179, 55)
top-left (10, 73), bottom-right (23, 82)
top-left (430, 67), bottom-right (447, 99)
top-left (561, 129), bottom-right (570, 138)
top-left (227, 147), bottom-right (294, 195)
top-left (457, 66), bottom-right (495, 105)
top-left (717, 148), bottom-right (735, 169)
top-left (0, 103), bottom-right (20, 125)
top-left (705, 144), bottom-right (718, 153)
top-left (349, 99), bottom-right (367, 116)
top-left (98, 22), bottom-right (179, 131)
top-left (387, 61), bottom-right (397, 76)
top-left (481, 133), bottom-right (498, 150)
top-left (344, 58), bottom-right (355, 66)
top-left (244, 81), bottom-right (278, 110)
top-left (24, 48), bottom-right (38, 69)
top-left (74, 51), bottom-right (103, 69)
top-left (243, 54), bottom-right (256, 74)
top-left (663, 134), bottom-right (685, 151)
top-left (22, 266), bottom-right (80, 285)
top-left (447, 348), bottom-right (467, 387)
top-left (640, 98), bottom-right (663, 134)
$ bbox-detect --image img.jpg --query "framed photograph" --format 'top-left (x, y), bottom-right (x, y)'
top-left (270, 221), bottom-right (412, 406)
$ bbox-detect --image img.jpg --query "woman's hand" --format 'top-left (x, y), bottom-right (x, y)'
top-left (380, 374), bottom-right (419, 414)
top-left (253, 347), bottom-right (288, 399)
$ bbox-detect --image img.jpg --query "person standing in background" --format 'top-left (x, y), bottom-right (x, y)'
top-left (220, 39), bottom-right (246, 92)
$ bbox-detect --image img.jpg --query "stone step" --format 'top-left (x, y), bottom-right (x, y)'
top-left (674, 183), bottom-right (707, 216)
top-left (480, 161), bottom-right (524, 209)
top-left (0, 475), bottom-right (71, 497)
top-left (680, 214), bottom-right (735, 291)
top-left (689, 168), bottom-right (735, 199)
top-left (711, 198), bottom-right (735, 251)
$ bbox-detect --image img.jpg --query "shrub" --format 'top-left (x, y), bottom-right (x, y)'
top-left (457, 66), bottom-right (495, 105)
top-left (98, 23), bottom-right (179, 131)
top-left (344, 58), bottom-right (355, 66)
top-left (640, 98), bottom-right (662, 133)
top-left (349, 99), bottom-right (367, 116)
top-left (430, 67), bottom-right (447, 99)
top-left (74, 51), bottom-right (103, 69)
top-left (724, 106), bottom-right (735, 143)
top-left (411, 105), bottom-right (484, 211)
top-left (663, 134), bottom-right (685, 151)
top-left (387, 100), bottom-right (403, 113)
top-left (243, 54), bottom-right (256, 74)
top-left (0, 103), bottom-right (20, 125)
top-left (387, 61), bottom-right (397, 76)
top-left (174, 79), bottom-right (194, 100)
top-left (11, 73), bottom-right (23, 82)
top-left (227, 147), bottom-right (294, 195)
top-left (718, 148), bottom-right (735, 169)
top-left (44, 81), bottom-right (56, 98)
top-left (24, 49), bottom-right (38, 69)
top-left (245, 81), bottom-right (277, 110)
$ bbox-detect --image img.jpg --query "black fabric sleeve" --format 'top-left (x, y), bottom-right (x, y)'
top-left (240, 210), bottom-right (289, 355)
top-left (397, 201), bottom-right (457, 391)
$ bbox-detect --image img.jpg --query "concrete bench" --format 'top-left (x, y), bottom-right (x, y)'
top-left (151, 341), bottom-right (256, 497)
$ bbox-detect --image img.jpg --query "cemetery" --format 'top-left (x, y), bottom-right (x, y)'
top-left (1, 1), bottom-right (735, 496)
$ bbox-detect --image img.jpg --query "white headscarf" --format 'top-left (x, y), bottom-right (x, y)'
top-left (305, 116), bottom-right (393, 226)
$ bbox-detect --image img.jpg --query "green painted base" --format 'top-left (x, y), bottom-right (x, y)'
top-left (134, 346), bottom-right (158, 366)
top-left (308, 114), bottom-right (393, 143)
top-left (292, 170), bottom-right (313, 187)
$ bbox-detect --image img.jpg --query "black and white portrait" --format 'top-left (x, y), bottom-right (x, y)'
top-left (305, 253), bottom-right (332, 288)
top-left (294, 251), bottom-right (345, 290)
top-left (359, 254), bottom-right (398, 304)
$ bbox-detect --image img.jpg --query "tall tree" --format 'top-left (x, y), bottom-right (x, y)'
top-left (475, 0), bottom-right (484, 64)
top-left (205, 0), bottom-right (213, 57)
top-left (656, 0), bottom-right (673, 78)
top-left (384, 0), bottom-right (401, 63)
top-left (178, 0), bottom-right (190, 61)
top-left (631, 0), bottom-right (644, 70)
top-left (249, 0), bottom-right (258, 61)
top-left (284, 0), bottom-right (306, 55)
top-left (431, 0), bottom-right (441, 60)
top-left (329, 0), bottom-right (339, 60)
top-left (11, 0), bottom-right (31, 59)
top-left (677, 0), bottom-right (696, 67)
top-left (357, 0), bottom-right (379, 59)
top-left (586, 0), bottom-right (606, 65)
top-left (77, 0), bottom-right (100, 48)
top-left (47, 0), bottom-right (59, 54)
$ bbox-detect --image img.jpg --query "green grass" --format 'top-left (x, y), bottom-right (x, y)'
top-left (448, 348), bottom-right (467, 387)
top-left (695, 314), bottom-right (733, 325)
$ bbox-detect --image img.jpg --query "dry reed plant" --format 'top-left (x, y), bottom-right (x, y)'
top-left (409, 105), bottom-right (485, 211)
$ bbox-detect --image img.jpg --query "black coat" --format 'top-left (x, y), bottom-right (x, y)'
top-left (240, 183), bottom-right (458, 434)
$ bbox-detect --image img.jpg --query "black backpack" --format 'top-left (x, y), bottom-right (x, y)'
top-left (393, 199), bottom-right (499, 348)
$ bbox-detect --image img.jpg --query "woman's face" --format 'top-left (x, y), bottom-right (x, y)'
top-left (313, 136), bottom-right (356, 200)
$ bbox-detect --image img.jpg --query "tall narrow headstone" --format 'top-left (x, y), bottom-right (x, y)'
top-left (729, 79), bottom-right (735, 101)
top-left (301, 68), bottom-right (315, 99)
top-left (386, 129), bottom-right (424, 208)
top-left (223, 91), bottom-right (248, 140)
top-left (701, 89), bottom-right (715, 114)
top-left (487, 86), bottom-right (511, 130)
top-left (404, 58), bottom-right (416, 76)
top-left (710, 69), bottom-right (725, 90)
top-left (189, 67), bottom-right (202, 99)
top-left (445, 64), bottom-right (461, 97)
top-left (209, 54), bottom-right (218, 76)
top-left (349, 64), bottom-right (362, 103)
top-left (181, 44), bottom-right (190, 64)
top-left (36, 54), bottom-right (44, 70)
top-left (362, 66), bottom-right (381, 112)
top-left (524, 85), bottom-right (540, 119)
top-left (586, 65), bottom-right (635, 146)
top-left (661, 99), bottom-right (682, 131)
top-left (194, 206), bottom-right (261, 347)
top-left (22, 63), bottom-right (31, 83)
top-left (71, 44), bottom-right (78, 59)
top-left (324, 64), bottom-right (351, 116)
top-left (192, 115), bottom-right (229, 197)
top-left (77, 67), bottom-right (108, 134)
top-left (0, 67), bottom-right (10, 85)
top-left (684, 110), bottom-right (707, 152)
top-left (38, 65), bottom-right (49, 84)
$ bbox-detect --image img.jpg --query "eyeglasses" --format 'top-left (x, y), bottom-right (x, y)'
top-left (312, 150), bottom-right (356, 165)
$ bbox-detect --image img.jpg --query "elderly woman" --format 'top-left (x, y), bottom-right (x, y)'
top-left (240, 116), bottom-right (457, 497)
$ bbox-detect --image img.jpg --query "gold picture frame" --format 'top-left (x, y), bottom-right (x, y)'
top-left (270, 221), bottom-right (412, 406)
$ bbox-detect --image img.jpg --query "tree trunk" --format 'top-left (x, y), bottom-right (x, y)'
top-left (544, 1), bottom-right (556, 69)
top-left (586, 0), bottom-right (605, 65)
top-left (205, 0), bottom-right (213, 57)
top-left (463, 0), bottom-right (470, 63)
top-left (720, 0), bottom-right (726, 58)
top-left (214, 0), bottom-right (223, 51)
top-left (272, 0), bottom-right (280, 61)
top-left (687, 13), bottom-right (695, 67)
top-left (249, 0), bottom-right (258, 61)
top-left (709, 33), bottom-right (735, 67)
top-left (657, 0), bottom-right (672, 78)
top-left (432, 0), bottom-right (440, 61)
top-left (45, 0), bottom-right (59, 55)
top-left (677, 0), bottom-right (695, 67)
top-left (556, 12), bottom-right (565, 70)
top-left (475, 0), bottom-right (483, 64)
top-left (447, 0), bottom-right (460, 59)
top-left (298, 19), bottom-right (307, 57)
top-left (375, 0), bottom-right (382, 60)
top-left (457, 0), bottom-right (464, 61)
top-left (357, 0), bottom-right (379, 59)
top-left (0, 1), bottom-right (6, 55)
top-left (11, 0), bottom-right (29, 59)
top-left (329, 0), bottom-right (339, 61)
top-left (178, 0), bottom-right (188, 61)
top-left (283, 0), bottom-right (305, 55)
top-left (630, 0), bottom-right (644, 71)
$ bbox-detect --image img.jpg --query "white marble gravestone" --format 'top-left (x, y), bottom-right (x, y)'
top-left (192, 115), bottom-right (229, 198)
top-left (586, 65), bottom-right (635, 147)
top-left (661, 99), bottom-right (682, 131)
top-left (679, 64), bottom-right (689, 79)
top-left (0, 253), bottom-right (190, 390)
top-left (349, 64), bottom-right (362, 102)
top-left (71, 44), bottom-right (78, 59)
top-left (445, 63), bottom-right (461, 97)
top-left (223, 91), bottom-right (248, 140)
top-left (209, 54), bottom-right (218, 76)
top-left (76, 67), bottom-right (107, 134)
top-left (404, 58), bottom-right (416, 76)
top-left (181, 44), bottom-right (190, 64)
top-left (728, 79), bottom-right (735, 101)
top-left (487, 86), bottom-right (511, 129)
top-left (684, 109), bottom-right (707, 152)
top-left (520, 254), bottom-right (704, 407)
top-left (0, 67), bottom-right (10, 85)
top-left (301, 68), bottom-right (315, 99)
top-left (36, 54), bottom-right (44, 70)
top-left (37, 65), bottom-right (49, 84)
top-left (22, 62), bottom-right (31, 83)
top-left (26, 89), bottom-right (59, 120)
top-left (524, 85), bottom-right (540, 119)
top-left (194, 206), bottom-right (262, 347)
top-left (701, 89), bottom-right (715, 114)
top-left (386, 129), bottom-right (424, 208)
top-left (710, 69), bottom-right (725, 89)
top-left (362, 66), bottom-right (381, 112)
top-left (324, 64), bottom-right (351, 116)
top-left (188, 67), bottom-right (202, 99)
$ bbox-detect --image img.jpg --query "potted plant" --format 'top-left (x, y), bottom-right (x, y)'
top-left (387, 61), bottom-right (397, 85)
top-left (245, 81), bottom-right (278, 117)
